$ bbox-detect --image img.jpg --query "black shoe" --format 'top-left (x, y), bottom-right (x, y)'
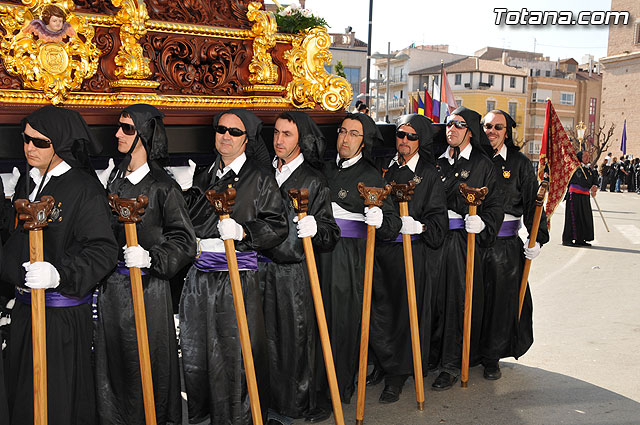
top-left (431, 372), bottom-right (457, 391)
top-left (366, 366), bottom-right (385, 386)
top-left (305, 407), bottom-right (331, 423)
top-left (483, 362), bottom-right (502, 380)
top-left (576, 241), bottom-right (592, 247)
top-left (379, 384), bottom-right (402, 403)
top-left (562, 241), bottom-right (577, 247)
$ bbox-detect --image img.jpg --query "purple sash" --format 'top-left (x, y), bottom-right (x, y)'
top-left (115, 260), bottom-right (149, 276)
top-left (390, 234), bottom-right (420, 243)
top-left (569, 184), bottom-right (590, 195)
top-left (498, 220), bottom-right (521, 237)
top-left (15, 288), bottom-right (92, 308)
top-left (257, 254), bottom-right (272, 263)
top-left (335, 218), bottom-right (368, 239)
top-left (448, 218), bottom-right (465, 230)
top-left (194, 250), bottom-right (258, 272)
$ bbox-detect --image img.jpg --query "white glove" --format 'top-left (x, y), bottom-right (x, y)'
top-left (523, 240), bottom-right (541, 260)
top-left (1, 167), bottom-right (21, 198)
top-left (464, 214), bottom-right (486, 234)
top-left (123, 245), bottom-right (152, 268)
top-left (218, 218), bottom-right (244, 241)
top-left (22, 261), bottom-right (60, 289)
top-left (364, 206), bottom-right (383, 229)
top-left (95, 158), bottom-right (115, 189)
top-left (293, 215), bottom-right (317, 238)
top-left (401, 216), bottom-right (424, 235)
top-left (166, 159), bottom-right (196, 190)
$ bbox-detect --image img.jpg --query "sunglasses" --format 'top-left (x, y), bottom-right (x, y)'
top-left (337, 128), bottom-right (364, 138)
top-left (214, 125), bottom-right (247, 137)
top-left (22, 132), bottom-right (52, 149)
top-left (446, 120), bottom-right (468, 129)
top-left (118, 122), bottom-right (136, 136)
top-left (483, 123), bottom-right (506, 131)
top-left (396, 130), bottom-right (419, 141)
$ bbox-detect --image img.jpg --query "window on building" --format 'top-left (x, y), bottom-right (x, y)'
top-left (589, 97), bottom-right (597, 115)
top-left (486, 100), bottom-right (495, 113)
top-left (342, 67), bottom-right (361, 107)
top-left (455, 74), bottom-right (462, 85)
top-left (532, 89), bottom-right (552, 103)
top-left (545, 70), bottom-right (551, 77)
top-left (508, 102), bottom-right (517, 118)
top-left (560, 117), bottom-right (574, 130)
top-left (560, 92), bottom-right (575, 105)
top-left (528, 141), bottom-right (541, 154)
top-left (510, 77), bottom-right (516, 88)
top-left (488, 75), bottom-right (494, 86)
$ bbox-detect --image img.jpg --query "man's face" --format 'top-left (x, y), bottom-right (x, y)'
top-left (483, 112), bottom-right (508, 151)
top-left (582, 152), bottom-right (591, 165)
top-left (23, 123), bottom-right (58, 172)
top-left (273, 118), bottom-right (300, 162)
top-left (47, 16), bottom-right (64, 32)
top-left (337, 118), bottom-right (364, 159)
top-left (446, 114), bottom-right (471, 148)
top-left (116, 115), bottom-right (144, 155)
top-left (396, 124), bottom-right (419, 159)
top-left (215, 113), bottom-right (247, 162)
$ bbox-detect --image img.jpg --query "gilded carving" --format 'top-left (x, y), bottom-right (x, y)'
top-left (284, 27), bottom-right (352, 111)
top-left (246, 1), bottom-right (277, 86)
top-left (0, 1), bottom-right (100, 104)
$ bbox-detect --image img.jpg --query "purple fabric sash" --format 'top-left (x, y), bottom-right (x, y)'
top-left (115, 260), bottom-right (149, 276)
top-left (569, 184), bottom-right (590, 195)
top-left (498, 220), bottom-right (521, 237)
top-left (448, 218), bottom-right (465, 230)
top-left (257, 254), bottom-right (272, 263)
top-left (390, 234), bottom-right (420, 243)
top-left (194, 250), bottom-right (258, 272)
top-left (15, 288), bottom-right (92, 307)
top-left (335, 218), bottom-right (368, 239)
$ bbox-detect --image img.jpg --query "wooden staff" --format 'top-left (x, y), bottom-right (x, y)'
top-left (15, 195), bottom-right (55, 425)
top-left (355, 182), bottom-right (391, 425)
top-left (458, 183), bottom-right (488, 388)
top-left (107, 194), bottom-right (156, 425)
top-left (519, 181), bottom-right (548, 320)
top-left (289, 188), bottom-right (345, 425)
top-left (389, 180), bottom-right (424, 410)
top-left (205, 187), bottom-right (263, 425)
top-left (591, 195), bottom-right (610, 233)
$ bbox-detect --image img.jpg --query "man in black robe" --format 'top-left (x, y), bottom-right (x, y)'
top-left (318, 112), bottom-right (401, 403)
top-left (368, 114), bottom-right (448, 403)
top-left (94, 104), bottom-right (196, 425)
top-left (479, 110), bottom-right (549, 380)
top-left (259, 111), bottom-right (340, 423)
top-left (0, 178), bottom-right (8, 422)
top-left (178, 109), bottom-right (287, 424)
top-left (1, 105), bottom-right (119, 425)
top-left (431, 106), bottom-right (503, 390)
top-left (562, 151), bottom-right (598, 247)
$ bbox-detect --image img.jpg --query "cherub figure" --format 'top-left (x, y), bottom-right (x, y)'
top-left (22, 4), bottom-right (76, 42)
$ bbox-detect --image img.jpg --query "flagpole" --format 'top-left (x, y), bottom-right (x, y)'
top-left (440, 60), bottom-right (445, 123)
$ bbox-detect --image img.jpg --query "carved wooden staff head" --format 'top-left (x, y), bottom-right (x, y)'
top-left (357, 182), bottom-right (392, 207)
top-left (389, 180), bottom-right (416, 203)
top-left (458, 183), bottom-right (489, 207)
top-left (536, 181), bottom-right (549, 206)
top-left (108, 194), bottom-right (149, 223)
top-left (205, 187), bottom-right (236, 216)
top-left (14, 195), bottom-right (55, 230)
top-left (288, 188), bottom-right (309, 214)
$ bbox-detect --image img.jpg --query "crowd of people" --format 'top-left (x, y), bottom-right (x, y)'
top-left (0, 103), bottom-right (553, 425)
top-left (599, 152), bottom-right (640, 194)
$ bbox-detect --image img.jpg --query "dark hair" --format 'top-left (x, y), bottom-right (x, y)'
top-left (357, 103), bottom-right (368, 112)
top-left (120, 111), bottom-right (131, 119)
top-left (41, 5), bottom-right (66, 24)
top-left (276, 112), bottom-right (296, 123)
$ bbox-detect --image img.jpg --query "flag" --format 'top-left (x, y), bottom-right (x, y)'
top-left (621, 119), bottom-right (627, 154)
top-left (440, 66), bottom-right (457, 119)
top-left (538, 100), bottom-right (581, 224)
top-left (417, 94), bottom-right (424, 115)
top-left (432, 82), bottom-right (441, 123)
top-left (423, 88), bottom-right (433, 119)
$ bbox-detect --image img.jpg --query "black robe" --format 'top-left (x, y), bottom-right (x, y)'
top-left (0, 177), bottom-right (8, 423)
top-left (259, 161), bottom-right (339, 418)
top-left (562, 165), bottom-right (598, 244)
top-left (370, 157), bottom-right (448, 380)
top-left (433, 147), bottom-right (503, 375)
top-left (1, 168), bottom-right (118, 425)
top-left (95, 168), bottom-right (196, 425)
top-left (480, 148), bottom-right (550, 363)
top-left (179, 157), bottom-right (287, 424)
top-left (317, 157), bottom-right (401, 403)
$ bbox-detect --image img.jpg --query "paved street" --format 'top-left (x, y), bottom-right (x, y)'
top-left (291, 190), bottom-right (640, 425)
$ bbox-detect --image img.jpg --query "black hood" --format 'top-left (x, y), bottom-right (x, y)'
top-left (481, 109), bottom-right (519, 150)
top-left (122, 103), bottom-right (168, 162)
top-left (396, 113), bottom-right (436, 165)
top-left (343, 112), bottom-right (384, 161)
top-left (280, 111), bottom-right (326, 169)
top-left (448, 106), bottom-right (492, 156)
top-left (213, 108), bottom-right (270, 167)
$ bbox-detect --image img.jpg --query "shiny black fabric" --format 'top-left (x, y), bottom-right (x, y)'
top-left (317, 158), bottom-right (401, 402)
top-left (562, 166), bottom-right (598, 244)
top-left (371, 156), bottom-right (448, 379)
top-left (122, 104), bottom-right (169, 162)
top-left (180, 158), bottom-right (287, 424)
top-left (95, 172), bottom-right (196, 425)
top-left (260, 162), bottom-right (339, 418)
top-left (282, 111), bottom-right (326, 169)
top-left (1, 169), bottom-right (118, 425)
top-left (480, 147), bottom-right (548, 363)
top-left (432, 146), bottom-right (503, 375)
